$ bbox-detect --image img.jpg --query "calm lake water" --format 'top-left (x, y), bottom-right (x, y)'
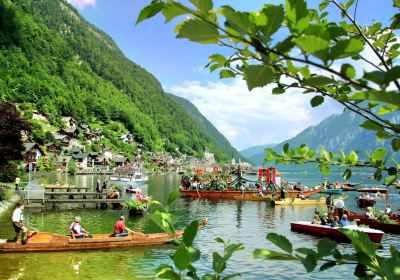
top-left (0, 170), bottom-right (399, 280)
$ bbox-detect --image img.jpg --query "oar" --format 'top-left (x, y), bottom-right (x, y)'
top-left (23, 223), bottom-right (39, 233)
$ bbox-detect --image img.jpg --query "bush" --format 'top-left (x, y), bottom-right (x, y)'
top-left (0, 186), bottom-right (14, 201)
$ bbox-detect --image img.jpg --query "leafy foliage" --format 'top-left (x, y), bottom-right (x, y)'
top-left (136, 0), bottom-right (400, 183)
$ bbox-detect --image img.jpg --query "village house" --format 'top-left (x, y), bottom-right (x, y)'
top-left (61, 116), bottom-right (76, 128)
top-left (45, 143), bottom-right (58, 154)
top-left (53, 132), bottom-right (70, 147)
top-left (114, 156), bottom-right (130, 167)
top-left (71, 152), bottom-right (90, 170)
top-left (118, 133), bottom-right (133, 143)
top-left (22, 142), bottom-right (44, 171)
top-left (59, 127), bottom-right (78, 139)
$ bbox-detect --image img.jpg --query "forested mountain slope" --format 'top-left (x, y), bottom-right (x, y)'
top-left (168, 94), bottom-right (243, 161)
top-left (0, 0), bottom-right (232, 161)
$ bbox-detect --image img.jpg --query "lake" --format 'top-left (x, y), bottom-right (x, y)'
top-left (0, 170), bottom-right (399, 279)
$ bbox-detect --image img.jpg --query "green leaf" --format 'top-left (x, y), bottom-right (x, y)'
top-left (320, 261), bottom-right (336, 271)
top-left (343, 169), bottom-right (352, 180)
top-left (347, 151), bottom-right (358, 164)
top-left (222, 274), bottom-right (242, 280)
top-left (136, 2), bottom-right (165, 25)
top-left (317, 238), bottom-right (337, 257)
top-left (384, 175), bottom-right (397, 185)
top-left (188, 246), bottom-right (201, 262)
top-left (294, 36), bottom-right (329, 60)
top-left (266, 232), bottom-right (293, 253)
top-left (310, 96), bottom-right (324, 107)
top-left (348, 90), bottom-right (400, 106)
top-left (272, 87), bottom-right (285, 94)
top-left (392, 138), bottom-right (400, 152)
top-left (243, 65), bottom-right (274, 91)
top-left (359, 120), bottom-right (383, 132)
top-left (296, 247), bottom-right (316, 255)
top-left (319, 164), bottom-right (330, 175)
top-left (162, 1), bottom-right (191, 23)
top-left (319, 1), bottom-right (329, 11)
top-left (212, 252), bottom-right (226, 273)
top-left (189, 0), bottom-right (213, 14)
top-left (330, 39), bottom-right (364, 59)
top-left (183, 220), bottom-right (199, 247)
top-left (388, 167), bottom-right (397, 176)
top-left (224, 243), bottom-right (244, 260)
top-left (372, 147), bottom-right (387, 162)
top-left (340, 229), bottom-right (379, 257)
top-left (384, 66), bottom-right (400, 85)
top-left (340, 64), bottom-right (356, 79)
top-left (222, 6), bottom-right (254, 34)
top-left (167, 188), bottom-right (180, 206)
top-left (299, 254), bottom-right (318, 273)
top-left (177, 19), bottom-right (219, 44)
top-left (377, 105), bottom-right (398, 115)
top-left (215, 237), bottom-right (225, 243)
top-left (364, 71), bottom-right (385, 85)
top-left (286, 0), bottom-right (308, 32)
top-left (156, 265), bottom-right (181, 280)
top-left (202, 275), bottom-right (213, 280)
top-left (173, 245), bottom-right (191, 270)
top-left (253, 248), bottom-right (297, 260)
top-left (303, 76), bottom-right (335, 86)
top-left (219, 69), bottom-right (236, 79)
top-left (260, 5), bottom-right (284, 39)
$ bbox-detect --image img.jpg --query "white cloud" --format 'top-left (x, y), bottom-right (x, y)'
top-left (67, 0), bottom-right (96, 9)
top-left (170, 78), bottom-right (343, 150)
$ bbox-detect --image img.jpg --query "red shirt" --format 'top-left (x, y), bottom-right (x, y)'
top-left (114, 220), bottom-right (127, 234)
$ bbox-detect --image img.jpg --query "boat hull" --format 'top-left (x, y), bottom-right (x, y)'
top-left (0, 231), bottom-right (182, 253)
top-left (357, 188), bottom-right (387, 194)
top-left (357, 198), bottom-right (376, 208)
top-left (320, 189), bottom-right (343, 194)
top-left (356, 218), bottom-right (400, 234)
top-left (291, 222), bottom-right (384, 243)
top-left (274, 198), bottom-right (326, 206)
top-left (179, 188), bottom-right (322, 200)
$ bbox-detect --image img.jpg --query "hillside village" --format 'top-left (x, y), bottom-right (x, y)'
top-left (21, 112), bottom-right (233, 175)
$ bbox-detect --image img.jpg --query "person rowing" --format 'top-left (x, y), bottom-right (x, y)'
top-left (12, 203), bottom-right (27, 244)
top-left (113, 215), bottom-right (134, 237)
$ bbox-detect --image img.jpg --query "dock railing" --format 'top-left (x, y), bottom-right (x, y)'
top-left (24, 183), bottom-right (45, 204)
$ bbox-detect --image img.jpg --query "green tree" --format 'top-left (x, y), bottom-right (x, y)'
top-left (137, 0), bottom-right (400, 184)
top-left (0, 102), bottom-right (31, 182)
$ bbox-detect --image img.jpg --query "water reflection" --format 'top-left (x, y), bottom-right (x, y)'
top-left (0, 173), bottom-right (399, 279)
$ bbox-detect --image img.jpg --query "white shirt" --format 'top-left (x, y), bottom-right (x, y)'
top-left (72, 223), bottom-right (85, 233)
top-left (334, 200), bottom-right (345, 209)
top-left (12, 208), bottom-right (23, 223)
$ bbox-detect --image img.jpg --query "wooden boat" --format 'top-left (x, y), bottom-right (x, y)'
top-left (342, 186), bottom-right (354, 191)
top-left (179, 188), bottom-right (322, 200)
top-left (126, 186), bottom-right (142, 194)
top-left (320, 188), bottom-right (343, 194)
top-left (274, 197), bottom-right (326, 206)
top-left (357, 197), bottom-right (376, 208)
top-left (0, 231), bottom-right (182, 253)
top-left (291, 221), bottom-right (384, 243)
top-left (357, 188), bottom-right (387, 194)
top-left (356, 218), bottom-right (400, 234)
top-left (342, 182), bottom-right (358, 187)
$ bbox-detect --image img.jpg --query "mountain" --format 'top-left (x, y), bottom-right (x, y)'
top-left (0, 0), bottom-right (233, 161)
top-left (167, 94), bottom-right (243, 161)
top-left (240, 144), bottom-right (276, 165)
top-left (241, 110), bottom-right (399, 165)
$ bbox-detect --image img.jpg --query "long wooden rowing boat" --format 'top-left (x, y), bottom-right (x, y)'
top-left (0, 231), bottom-right (182, 253)
top-left (357, 188), bottom-right (388, 194)
top-left (274, 197), bottom-right (326, 205)
top-left (291, 221), bottom-right (384, 243)
top-left (320, 188), bottom-right (343, 194)
top-left (179, 188), bottom-right (322, 200)
top-left (356, 218), bottom-right (400, 234)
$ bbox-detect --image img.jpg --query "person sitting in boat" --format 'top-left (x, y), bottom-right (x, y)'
top-left (107, 185), bottom-right (119, 199)
top-left (365, 207), bottom-right (375, 219)
top-left (311, 215), bottom-right (321, 225)
top-left (303, 185), bottom-right (309, 191)
top-left (113, 215), bottom-right (134, 237)
top-left (338, 214), bottom-right (350, 227)
top-left (385, 204), bottom-right (392, 214)
top-left (297, 192), bottom-right (305, 200)
top-left (331, 216), bottom-right (340, 227)
top-left (256, 183), bottom-right (264, 197)
top-left (334, 198), bottom-right (345, 219)
top-left (70, 217), bottom-right (91, 239)
top-left (320, 213), bottom-right (333, 226)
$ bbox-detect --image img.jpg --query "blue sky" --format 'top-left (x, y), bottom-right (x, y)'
top-left (67, 0), bottom-right (396, 150)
